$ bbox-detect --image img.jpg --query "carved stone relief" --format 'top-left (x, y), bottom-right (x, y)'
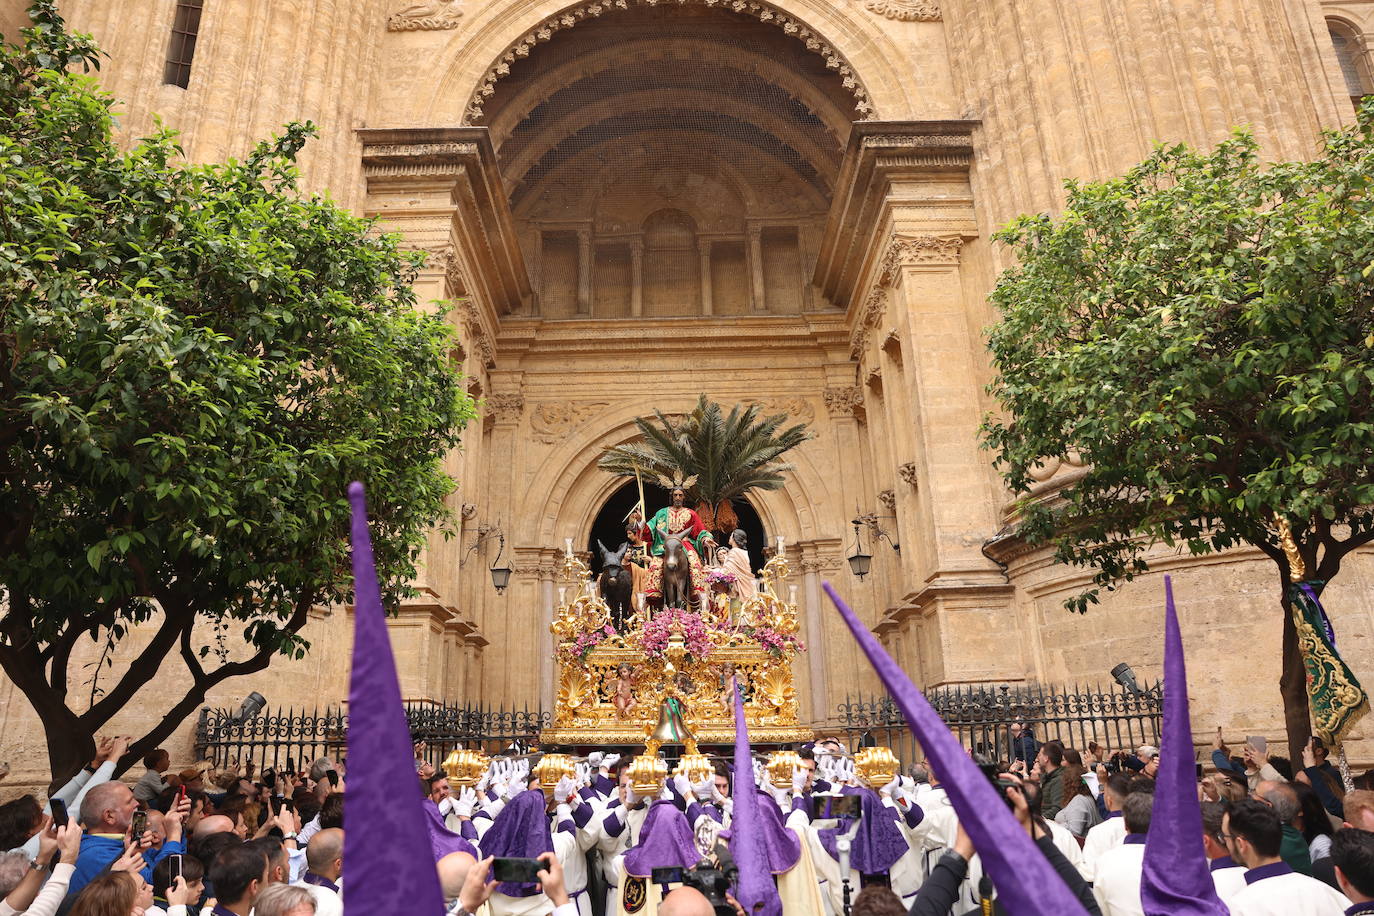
top-left (878, 489), bottom-right (896, 510)
top-left (862, 0), bottom-right (941, 22)
top-left (387, 0), bottom-right (463, 30)
top-left (487, 391), bottom-right (525, 422)
top-left (898, 462), bottom-right (918, 487)
top-left (530, 402), bottom-right (612, 444)
top-left (747, 397), bottom-right (816, 423)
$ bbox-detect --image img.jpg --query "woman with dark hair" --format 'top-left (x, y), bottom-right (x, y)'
top-left (1294, 780), bottom-right (1336, 861)
top-left (1053, 764), bottom-right (1102, 839)
top-left (0, 795), bottom-right (43, 852)
top-left (721, 528), bottom-right (756, 600)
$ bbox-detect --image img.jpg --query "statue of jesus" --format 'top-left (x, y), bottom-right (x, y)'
top-left (638, 486), bottom-right (713, 602)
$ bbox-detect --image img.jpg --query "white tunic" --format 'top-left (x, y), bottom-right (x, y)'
top-left (1081, 815), bottom-right (1127, 881)
top-left (1226, 868), bottom-right (1350, 916)
top-left (1210, 863), bottom-right (1248, 904)
top-left (1091, 839), bottom-right (1146, 916)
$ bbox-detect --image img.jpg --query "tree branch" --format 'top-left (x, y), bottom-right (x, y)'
top-left (78, 599), bottom-right (195, 730)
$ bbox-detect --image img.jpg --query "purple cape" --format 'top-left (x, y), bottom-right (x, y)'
top-left (422, 799), bottom-right (478, 861)
top-left (752, 788), bottom-right (802, 874)
top-left (481, 788), bottom-right (555, 897)
top-left (1141, 577), bottom-right (1229, 916)
top-left (623, 800), bottom-right (702, 876)
top-left (340, 483), bottom-right (446, 914)
top-left (729, 682), bottom-right (783, 916)
top-left (823, 582), bottom-right (1091, 916)
top-left (817, 786), bottom-right (906, 873)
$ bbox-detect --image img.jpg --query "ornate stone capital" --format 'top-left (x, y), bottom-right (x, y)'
top-left (878, 235), bottom-right (963, 285)
top-left (898, 462), bottom-right (918, 487)
top-left (387, 0), bottom-right (463, 30)
top-left (487, 391), bottom-right (525, 422)
top-left (823, 385), bottom-right (864, 418)
top-left (878, 489), bottom-right (896, 510)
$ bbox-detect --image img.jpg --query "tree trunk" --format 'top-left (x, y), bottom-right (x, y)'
top-left (1279, 589), bottom-right (1314, 765)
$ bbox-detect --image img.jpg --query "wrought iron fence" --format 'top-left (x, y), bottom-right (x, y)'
top-left (825, 681), bottom-right (1162, 773)
top-left (195, 701), bottom-right (550, 773)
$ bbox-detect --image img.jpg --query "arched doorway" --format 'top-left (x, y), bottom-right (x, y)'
top-left (585, 480), bottom-right (768, 578)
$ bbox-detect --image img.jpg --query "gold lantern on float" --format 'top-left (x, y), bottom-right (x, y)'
top-left (534, 753), bottom-right (577, 801)
top-left (766, 750), bottom-right (802, 788)
top-left (626, 754), bottom-right (669, 796)
top-left (854, 746), bottom-right (900, 790)
top-left (442, 749), bottom-right (491, 789)
top-left (674, 753), bottom-right (714, 785)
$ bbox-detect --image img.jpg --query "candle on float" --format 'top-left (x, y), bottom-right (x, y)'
top-left (789, 585), bottom-right (798, 605)
top-left (564, 537), bottom-right (573, 558)
top-left (777, 535), bottom-right (785, 552)
top-left (558, 587), bottom-right (567, 605)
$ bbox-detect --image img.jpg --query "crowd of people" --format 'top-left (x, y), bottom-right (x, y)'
top-left (0, 722), bottom-right (1371, 916)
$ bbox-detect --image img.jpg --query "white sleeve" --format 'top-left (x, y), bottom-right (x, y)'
top-left (48, 769), bottom-right (93, 808)
top-left (9, 863), bottom-right (76, 916)
top-left (550, 905), bottom-right (579, 916)
top-left (69, 761), bottom-right (117, 815)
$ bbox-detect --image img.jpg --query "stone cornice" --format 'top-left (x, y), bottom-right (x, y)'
top-left (495, 312), bottom-right (847, 359)
top-left (359, 127), bottom-right (531, 322)
top-left (813, 120), bottom-right (979, 314)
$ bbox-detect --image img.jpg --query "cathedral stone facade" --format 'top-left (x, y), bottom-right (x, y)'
top-left (4, 0), bottom-right (1374, 777)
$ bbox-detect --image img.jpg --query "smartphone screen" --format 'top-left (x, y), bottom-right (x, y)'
top-left (50, 799), bottom-right (68, 828)
top-left (1245, 736), bottom-right (1267, 755)
top-left (651, 866), bottom-right (684, 885)
top-left (325, 770), bottom-right (339, 787)
top-left (492, 857), bottom-right (544, 883)
top-left (130, 810), bottom-right (147, 840)
top-left (171, 854), bottom-right (182, 883)
top-left (1195, 763), bottom-right (1204, 779)
top-left (810, 794), bottom-right (862, 820)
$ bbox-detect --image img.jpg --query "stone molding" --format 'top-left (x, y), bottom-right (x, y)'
top-left (463, 0), bottom-right (875, 124)
top-left (862, 0), bottom-right (940, 21)
top-left (823, 385), bottom-right (864, 417)
top-left (386, 0), bottom-right (463, 30)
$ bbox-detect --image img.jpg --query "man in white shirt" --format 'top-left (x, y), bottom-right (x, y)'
top-left (1200, 801), bottom-right (1247, 903)
top-left (1223, 799), bottom-right (1349, 916)
top-left (294, 826), bottom-right (343, 916)
top-left (1082, 773), bottom-right (1131, 881)
top-left (1092, 791), bottom-right (1153, 916)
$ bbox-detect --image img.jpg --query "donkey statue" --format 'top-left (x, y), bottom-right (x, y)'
top-left (597, 540), bottom-right (634, 630)
top-left (659, 536), bottom-right (695, 611)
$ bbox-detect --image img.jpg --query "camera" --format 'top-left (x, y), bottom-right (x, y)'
top-left (680, 844), bottom-right (740, 916)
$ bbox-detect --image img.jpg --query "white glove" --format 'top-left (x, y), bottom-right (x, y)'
top-left (454, 787), bottom-right (478, 818)
top-left (791, 766), bottom-right (808, 797)
top-left (659, 782), bottom-right (673, 802)
top-left (480, 791), bottom-right (505, 816)
top-left (691, 777), bottom-right (715, 801)
top-left (513, 760), bottom-right (530, 783)
top-left (555, 802), bottom-right (573, 823)
top-left (673, 774), bottom-right (694, 801)
top-left (589, 752), bottom-right (605, 769)
top-left (600, 753), bottom-right (621, 775)
top-left (833, 757), bottom-right (856, 786)
top-left (555, 776), bottom-right (577, 804)
top-left (624, 785), bottom-right (642, 809)
top-left (817, 755), bottom-right (838, 784)
top-left (476, 768), bottom-right (492, 794)
top-left (575, 763), bottom-right (591, 788)
top-left (766, 781), bottom-right (791, 812)
top-left (752, 760), bottom-right (767, 788)
top-left (879, 777), bottom-right (899, 800)
top-left (438, 796), bottom-right (456, 817)
top-left (721, 797), bottom-right (734, 820)
top-left (502, 771), bottom-right (525, 800)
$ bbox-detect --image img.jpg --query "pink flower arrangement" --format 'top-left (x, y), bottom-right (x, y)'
top-left (743, 624), bottom-right (804, 657)
top-left (561, 624), bottom-right (616, 662)
top-left (705, 569), bottom-right (737, 587)
top-left (641, 607), bottom-right (713, 661)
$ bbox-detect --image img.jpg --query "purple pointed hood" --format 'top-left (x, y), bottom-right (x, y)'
top-left (818, 786), bottom-right (906, 873)
top-left (1141, 577), bottom-right (1229, 916)
top-left (341, 482), bottom-right (446, 914)
top-left (422, 798), bottom-right (478, 861)
top-left (481, 788), bottom-right (555, 897)
top-left (823, 582), bottom-right (1091, 916)
top-left (729, 682), bottom-right (783, 916)
top-left (623, 800), bottom-right (702, 876)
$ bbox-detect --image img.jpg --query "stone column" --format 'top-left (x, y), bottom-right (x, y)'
top-left (747, 225), bottom-right (766, 312)
top-left (630, 238), bottom-right (644, 318)
top-left (798, 547), bottom-right (827, 725)
top-left (699, 242), bottom-right (713, 316)
top-left (577, 227), bottom-right (593, 316)
top-left (538, 556), bottom-right (557, 713)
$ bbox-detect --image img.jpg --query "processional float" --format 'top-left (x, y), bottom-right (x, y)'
top-left (540, 546), bottom-right (814, 755)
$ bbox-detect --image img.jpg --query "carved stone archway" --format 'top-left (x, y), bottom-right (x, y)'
top-left (461, 0), bottom-right (880, 125)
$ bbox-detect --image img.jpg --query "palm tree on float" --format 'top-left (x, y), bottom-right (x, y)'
top-left (597, 395), bottom-right (812, 534)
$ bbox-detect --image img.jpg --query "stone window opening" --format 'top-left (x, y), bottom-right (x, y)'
top-left (163, 0), bottom-right (204, 89)
top-left (1329, 19), bottom-right (1374, 107)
